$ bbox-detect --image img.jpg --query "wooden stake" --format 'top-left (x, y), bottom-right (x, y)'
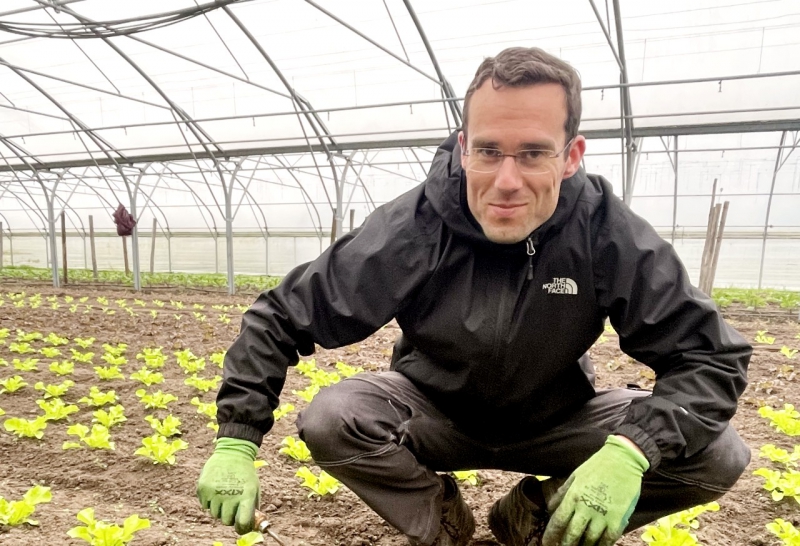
top-left (89, 215), bottom-right (98, 280)
top-left (0, 221), bottom-right (4, 272)
top-left (707, 201), bottom-right (730, 296)
top-left (699, 179), bottom-right (718, 292)
top-left (61, 212), bottom-right (68, 285)
top-left (349, 209), bottom-right (355, 232)
top-left (330, 208), bottom-right (337, 246)
top-left (122, 236), bottom-right (130, 276)
top-left (150, 218), bottom-right (157, 274)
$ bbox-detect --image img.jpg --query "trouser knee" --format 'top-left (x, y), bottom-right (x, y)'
top-left (296, 378), bottom-right (396, 465)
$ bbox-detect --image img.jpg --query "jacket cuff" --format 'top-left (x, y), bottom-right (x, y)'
top-left (612, 423), bottom-right (662, 471)
top-left (217, 422), bottom-right (265, 447)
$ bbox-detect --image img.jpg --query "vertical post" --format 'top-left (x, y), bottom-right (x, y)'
top-left (89, 215), bottom-right (98, 280)
top-left (150, 218), bottom-right (157, 274)
top-left (670, 136), bottom-right (679, 245)
top-left (122, 236), bottom-right (130, 276)
top-left (330, 208), bottom-right (337, 246)
top-left (0, 221), bottom-right (3, 271)
top-left (349, 209), bottom-right (355, 232)
top-left (265, 228), bottom-right (269, 277)
top-left (758, 131), bottom-right (786, 289)
top-left (61, 212), bottom-right (68, 285)
top-left (167, 232), bottom-right (172, 272)
top-left (46, 196), bottom-right (59, 288)
top-left (707, 201), bottom-right (729, 295)
top-left (699, 179), bottom-right (718, 291)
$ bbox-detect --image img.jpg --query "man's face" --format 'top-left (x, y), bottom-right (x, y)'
top-left (459, 82), bottom-right (586, 244)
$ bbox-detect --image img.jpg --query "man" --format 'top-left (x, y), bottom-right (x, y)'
top-left (197, 47), bottom-right (751, 546)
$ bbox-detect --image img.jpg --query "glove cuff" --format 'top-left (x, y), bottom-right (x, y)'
top-left (214, 437), bottom-right (259, 460)
top-left (605, 435), bottom-right (650, 472)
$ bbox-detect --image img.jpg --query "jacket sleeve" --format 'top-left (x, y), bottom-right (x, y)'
top-left (594, 202), bottom-right (751, 470)
top-left (216, 191), bottom-right (441, 445)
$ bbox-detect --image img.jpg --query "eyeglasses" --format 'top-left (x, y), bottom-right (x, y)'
top-left (463, 138), bottom-right (574, 175)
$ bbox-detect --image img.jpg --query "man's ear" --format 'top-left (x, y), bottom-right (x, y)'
top-left (563, 135), bottom-right (586, 178)
top-left (458, 131), bottom-right (467, 163)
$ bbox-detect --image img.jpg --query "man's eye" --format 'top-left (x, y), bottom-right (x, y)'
top-left (519, 150), bottom-right (547, 160)
top-left (475, 148), bottom-right (502, 158)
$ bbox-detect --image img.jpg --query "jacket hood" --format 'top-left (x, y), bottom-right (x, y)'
top-left (423, 130), bottom-right (586, 250)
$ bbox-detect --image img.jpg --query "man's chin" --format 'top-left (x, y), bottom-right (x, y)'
top-left (481, 225), bottom-right (530, 245)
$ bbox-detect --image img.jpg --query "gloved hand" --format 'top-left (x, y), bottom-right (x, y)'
top-left (542, 435), bottom-right (649, 546)
top-left (197, 437), bottom-right (261, 535)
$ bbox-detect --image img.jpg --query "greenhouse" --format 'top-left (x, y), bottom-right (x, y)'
top-left (0, 0), bottom-right (798, 293)
top-left (1, 2), bottom-right (800, 546)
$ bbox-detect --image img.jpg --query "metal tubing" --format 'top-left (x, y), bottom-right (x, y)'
top-left (89, 214), bottom-right (97, 279)
top-left (46, 192), bottom-right (59, 287)
top-left (758, 131), bottom-right (787, 289)
top-left (61, 211), bottom-right (67, 285)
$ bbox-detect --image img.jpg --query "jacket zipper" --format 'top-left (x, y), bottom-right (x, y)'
top-left (526, 236), bottom-right (536, 281)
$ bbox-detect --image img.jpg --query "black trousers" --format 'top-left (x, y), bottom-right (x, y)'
top-left (297, 372), bottom-right (750, 545)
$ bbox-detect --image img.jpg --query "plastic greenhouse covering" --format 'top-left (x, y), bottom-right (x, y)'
top-left (0, 0), bottom-right (798, 293)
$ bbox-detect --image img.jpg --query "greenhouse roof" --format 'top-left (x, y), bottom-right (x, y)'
top-left (1, 0), bottom-right (799, 170)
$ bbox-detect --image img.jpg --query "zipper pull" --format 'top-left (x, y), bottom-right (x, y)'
top-left (525, 237), bottom-right (536, 281)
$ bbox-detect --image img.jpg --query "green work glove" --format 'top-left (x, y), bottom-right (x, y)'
top-left (542, 435), bottom-right (650, 546)
top-left (197, 437), bottom-right (260, 535)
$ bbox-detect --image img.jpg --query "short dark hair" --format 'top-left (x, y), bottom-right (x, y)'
top-left (462, 47), bottom-right (582, 143)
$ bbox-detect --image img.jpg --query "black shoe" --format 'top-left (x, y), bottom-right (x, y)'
top-left (487, 477), bottom-right (550, 546)
top-left (411, 474), bottom-right (476, 546)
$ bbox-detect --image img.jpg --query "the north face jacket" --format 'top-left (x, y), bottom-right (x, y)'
top-left (216, 132), bottom-right (751, 470)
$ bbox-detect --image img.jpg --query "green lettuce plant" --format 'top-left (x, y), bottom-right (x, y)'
top-left (767, 518), bottom-right (800, 545)
top-left (135, 389), bottom-right (177, 409)
top-left (295, 466), bottom-right (341, 497)
top-left (4, 416), bottom-right (48, 439)
top-left (782, 346), bottom-right (799, 359)
top-left (70, 349), bottom-right (95, 363)
top-left (213, 531), bottom-right (264, 546)
top-left (273, 403), bottom-right (295, 421)
top-left (191, 397), bottom-right (217, 419)
top-left (280, 437), bottom-right (312, 461)
top-left (101, 343), bottom-right (127, 357)
top-left (9, 342), bottom-right (34, 354)
top-left (760, 404), bottom-right (800, 436)
top-left (34, 379), bottom-right (74, 398)
top-left (78, 386), bottom-right (118, 407)
top-left (63, 424), bottom-right (114, 450)
top-left (144, 414), bottom-right (182, 437)
top-left (292, 384), bottom-right (320, 403)
top-left (135, 434), bottom-right (189, 464)
top-left (184, 374), bottom-right (221, 393)
top-left (641, 502), bottom-right (719, 545)
top-left (756, 330), bottom-right (776, 344)
top-left (210, 351), bottom-right (226, 368)
top-left (37, 398), bottom-right (79, 421)
top-left (0, 376), bottom-right (27, 394)
top-left (39, 347), bottom-right (61, 358)
top-left (44, 333), bottom-right (68, 346)
top-left (15, 329), bottom-right (41, 342)
top-left (453, 470), bottom-right (479, 486)
top-left (92, 405), bottom-right (127, 428)
top-left (74, 337), bottom-right (95, 348)
top-left (335, 361), bottom-right (363, 377)
top-left (100, 354), bottom-right (127, 366)
top-left (50, 360), bottom-right (75, 375)
top-left (67, 508), bottom-right (150, 545)
top-left (94, 365), bottom-right (124, 380)
top-left (12, 357), bottom-right (39, 371)
top-left (130, 368), bottom-right (164, 386)
top-left (0, 485), bottom-right (52, 526)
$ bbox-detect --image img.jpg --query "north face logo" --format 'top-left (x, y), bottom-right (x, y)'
top-left (543, 277), bottom-right (578, 295)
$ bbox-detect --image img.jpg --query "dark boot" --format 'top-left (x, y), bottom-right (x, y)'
top-left (412, 474), bottom-right (475, 546)
top-left (487, 476), bottom-right (550, 546)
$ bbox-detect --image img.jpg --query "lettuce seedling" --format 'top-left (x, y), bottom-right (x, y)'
top-left (453, 470), bottom-right (479, 486)
top-left (152, 299), bottom-right (165, 307)
top-left (0, 358), bottom-right (6, 366)
top-left (756, 330), bottom-right (777, 344)
top-left (92, 405), bottom-right (127, 428)
top-left (292, 384), bottom-right (320, 403)
top-left (782, 346), bottom-right (799, 360)
top-left (70, 349), bottom-right (95, 363)
top-left (273, 403), bottom-right (295, 422)
top-left (218, 314), bottom-right (232, 325)
top-left (0, 328), bottom-right (9, 340)
top-left (4, 416), bottom-right (48, 439)
top-left (295, 466), bottom-right (341, 497)
top-left (210, 351), bottom-right (226, 368)
top-left (101, 343), bottom-right (127, 357)
top-left (39, 347), bottom-right (61, 358)
top-left (766, 518), bottom-right (800, 545)
top-left (177, 356), bottom-right (206, 374)
top-left (144, 414), bottom-right (182, 437)
top-left (79, 386), bottom-right (118, 407)
top-left (34, 379), bottom-right (75, 398)
top-left (94, 366), bottom-right (124, 380)
top-left (191, 397), bottom-right (217, 419)
top-left (96, 297), bottom-right (109, 306)
top-left (296, 359), bottom-right (317, 375)
top-left (754, 468), bottom-right (800, 503)
top-left (135, 434), bottom-right (188, 464)
top-left (37, 398), bottom-right (80, 421)
top-left (74, 337), bottom-right (96, 349)
top-left (184, 374), bottom-right (221, 393)
top-left (135, 389), bottom-right (177, 409)
top-left (63, 423), bottom-right (115, 450)
top-left (130, 368), bottom-right (164, 386)
top-left (0, 375), bottom-right (27, 394)
top-left (170, 300), bottom-right (184, 309)
top-left (208, 421), bottom-right (219, 433)
top-left (760, 405), bottom-right (800, 436)
top-left (12, 357), bottom-right (39, 371)
top-left (641, 502), bottom-right (719, 545)
top-left (67, 507), bottom-right (150, 545)
top-left (44, 333), bottom-right (68, 346)
top-left (213, 532), bottom-right (264, 546)
top-left (280, 437), bottom-right (312, 461)
top-left (192, 312), bottom-right (207, 322)
top-left (760, 444), bottom-right (800, 467)
top-left (335, 361), bottom-right (363, 377)
top-left (15, 329), bottom-right (42, 342)
top-left (100, 354), bottom-right (127, 366)
top-left (9, 342), bottom-right (34, 354)
top-left (0, 408), bottom-right (4, 416)
top-left (307, 369), bottom-right (341, 388)
top-left (50, 360), bottom-right (75, 376)
top-left (0, 485), bottom-right (52, 526)
top-left (136, 347), bottom-right (164, 360)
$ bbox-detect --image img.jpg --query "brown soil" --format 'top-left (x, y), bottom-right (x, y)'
top-left (0, 283), bottom-right (798, 546)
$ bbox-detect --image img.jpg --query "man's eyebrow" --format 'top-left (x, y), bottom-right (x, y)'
top-left (519, 141), bottom-right (557, 150)
top-left (470, 138), bottom-right (499, 148)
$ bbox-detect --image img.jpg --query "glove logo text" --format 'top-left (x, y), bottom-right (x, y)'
top-left (215, 488), bottom-right (244, 496)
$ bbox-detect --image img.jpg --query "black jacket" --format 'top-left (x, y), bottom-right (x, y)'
top-left (216, 132), bottom-right (751, 470)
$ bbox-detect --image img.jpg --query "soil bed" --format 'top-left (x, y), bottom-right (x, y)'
top-left (0, 283), bottom-right (798, 545)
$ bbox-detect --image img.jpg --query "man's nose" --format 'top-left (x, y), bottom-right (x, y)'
top-left (494, 156), bottom-right (524, 192)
